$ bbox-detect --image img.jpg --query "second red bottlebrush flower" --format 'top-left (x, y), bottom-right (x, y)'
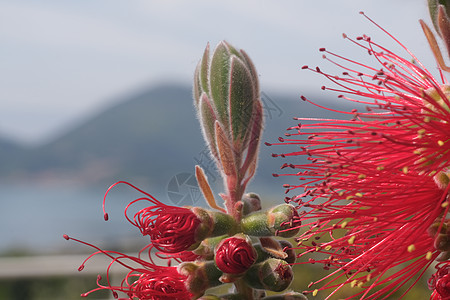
top-left (272, 13), bottom-right (450, 299)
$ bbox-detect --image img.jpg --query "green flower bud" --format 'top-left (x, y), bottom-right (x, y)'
top-left (242, 193), bottom-right (262, 215)
top-left (268, 204), bottom-right (301, 238)
top-left (178, 260), bottom-right (223, 298)
top-left (191, 207), bottom-right (238, 242)
top-left (434, 232), bottom-right (450, 251)
top-left (241, 204), bottom-right (301, 237)
top-left (194, 235), bottom-right (229, 260)
top-left (243, 258), bottom-right (294, 292)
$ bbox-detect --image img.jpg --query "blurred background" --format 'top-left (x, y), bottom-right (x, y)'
top-left (0, 0), bottom-right (437, 299)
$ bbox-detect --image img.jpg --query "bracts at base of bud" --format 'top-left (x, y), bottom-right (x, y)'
top-left (178, 261), bottom-right (223, 298)
top-left (254, 238), bottom-right (296, 264)
top-left (191, 207), bottom-right (238, 246)
top-left (243, 258), bottom-right (294, 292)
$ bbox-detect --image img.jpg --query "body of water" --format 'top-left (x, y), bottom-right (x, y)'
top-left (0, 183), bottom-right (170, 255)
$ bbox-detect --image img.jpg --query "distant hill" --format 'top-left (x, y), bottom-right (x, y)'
top-left (0, 83), bottom-right (354, 195)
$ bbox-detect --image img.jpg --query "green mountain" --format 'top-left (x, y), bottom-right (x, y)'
top-left (0, 84), bottom-right (352, 194)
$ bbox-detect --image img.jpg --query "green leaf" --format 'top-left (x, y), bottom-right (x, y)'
top-left (210, 42), bottom-right (231, 127)
top-left (229, 56), bottom-right (255, 143)
top-left (200, 43), bottom-right (210, 94)
top-left (193, 62), bottom-right (202, 108)
top-left (199, 93), bottom-right (219, 160)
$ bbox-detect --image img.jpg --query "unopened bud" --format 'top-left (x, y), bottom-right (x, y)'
top-left (434, 233), bottom-right (450, 251)
top-left (241, 204), bottom-right (300, 237)
top-left (242, 193), bottom-right (262, 215)
top-left (191, 207), bottom-right (238, 244)
top-left (243, 258), bottom-right (294, 292)
top-left (178, 261), bottom-right (222, 298)
top-left (215, 234), bottom-right (257, 274)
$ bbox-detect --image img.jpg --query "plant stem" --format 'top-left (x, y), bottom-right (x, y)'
top-left (234, 278), bottom-right (254, 300)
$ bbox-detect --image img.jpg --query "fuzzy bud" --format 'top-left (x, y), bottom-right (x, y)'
top-left (243, 258), bottom-right (294, 292)
top-left (242, 193), bottom-right (262, 215)
top-left (215, 234), bottom-right (257, 274)
top-left (241, 204), bottom-right (301, 237)
top-left (178, 261), bottom-right (223, 298)
top-left (191, 207), bottom-right (238, 244)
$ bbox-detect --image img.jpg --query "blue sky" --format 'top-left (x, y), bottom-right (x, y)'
top-left (0, 0), bottom-right (435, 144)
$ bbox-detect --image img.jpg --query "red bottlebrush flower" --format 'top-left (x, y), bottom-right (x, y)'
top-left (430, 263), bottom-right (450, 300)
top-left (271, 13), bottom-right (450, 299)
top-left (215, 235), bottom-right (257, 274)
top-left (63, 235), bottom-right (192, 300)
top-left (103, 181), bottom-right (202, 254)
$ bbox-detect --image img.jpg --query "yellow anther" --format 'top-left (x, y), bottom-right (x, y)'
top-left (442, 201), bottom-right (449, 208)
top-left (358, 281), bottom-right (364, 288)
top-left (315, 246), bottom-right (321, 251)
top-left (325, 245), bottom-right (332, 251)
top-left (358, 174), bottom-right (366, 179)
top-left (407, 244), bottom-right (416, 252)
top-left (418, 129), bottom-right (426, 135)
top-left (312, 289), bottom-right (318, 296)
top-left (341, 221), bottom-right (348, 229)
top-left (348, 235), bottom-right (356, 244)
top-left (426, 251), bottom-right (433, 260)
top-left (438, 140), bottom-right (445, 146)
top-left (376, 166), bottom-right (384, 171)
top-left (350, 280), bottom-right (358, 288)
top-left (373, 217), bottom-right (378, 222)
top-left (338, 191), bottom-right (344, 197)
top-left (402, 166), bottom-right (409, 174)
top-left (424, 116), bottom-right (431, 123)
top-left (413, 149), bottom-right (422, 155)
top-left (355, 192), bottom-right (363, 198)
top-left (366, 274), bottom-right (372, 282)
top-left (346, 195), bottom-right (354, 200)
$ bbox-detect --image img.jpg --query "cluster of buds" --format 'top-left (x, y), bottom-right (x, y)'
top-left (65, 41), bottom-right (303, 300)
top-left (65, 184), bottom-right (301, 299)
